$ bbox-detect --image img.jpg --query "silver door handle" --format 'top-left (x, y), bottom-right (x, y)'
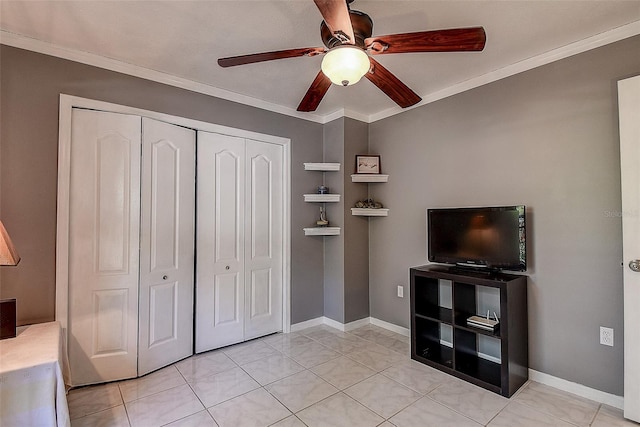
top-left (629, 260), bottom-right (640, 272)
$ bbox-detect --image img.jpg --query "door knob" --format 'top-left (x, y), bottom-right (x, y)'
top-left (225, 266), bottom-right (230, 270)
top-left (162, 275), bottom-right (168, 280)
top-left (629, 260), bottom-right (640, 272)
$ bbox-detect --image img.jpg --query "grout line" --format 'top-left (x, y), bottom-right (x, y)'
top-left (117, 384), bottom-right (133, 427)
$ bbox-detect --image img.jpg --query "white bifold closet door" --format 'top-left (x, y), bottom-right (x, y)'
top-left (68, 109), bottom-right (141, 385)
top-left (196, 131), bottom-right (283, 353)
top-left (68, 109), bottom-right (194, 386)
top-left (138, 118), bottom-right (195, 376)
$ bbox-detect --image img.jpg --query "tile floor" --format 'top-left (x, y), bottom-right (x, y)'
top-left (67, 324), bottom-right (637, 427)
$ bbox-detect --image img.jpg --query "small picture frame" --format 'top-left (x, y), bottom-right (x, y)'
top-left (355, 155), bottom-right (381, 174)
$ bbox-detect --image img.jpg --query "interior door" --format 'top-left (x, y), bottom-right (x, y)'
top-left (196, 131), bottom-right (246, 353)
top-left (619, 74), bottom-right (640, 422)
top-left (68, 109), bottom-right (141, 386)
top-left (244, 140), bottom-right (283, 339)
top-left (138, 118), bottom-right (195, 375)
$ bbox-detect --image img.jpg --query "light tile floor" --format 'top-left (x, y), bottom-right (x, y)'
top-left (68, 324), bottom-right (637, 427)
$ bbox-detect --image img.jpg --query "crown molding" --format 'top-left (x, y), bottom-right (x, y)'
top-left (0, 30), bottom-right (328, 124)
top-left (369, 20), bottom-right (640, 122)
top-left (2, 20), bottom-right (639, 125)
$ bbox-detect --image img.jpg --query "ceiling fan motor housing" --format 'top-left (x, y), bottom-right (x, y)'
top-left (321, 10), bottom-right (373, 49)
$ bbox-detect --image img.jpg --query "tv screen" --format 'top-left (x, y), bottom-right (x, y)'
top-left (428, 205), bottom-right (526, 271)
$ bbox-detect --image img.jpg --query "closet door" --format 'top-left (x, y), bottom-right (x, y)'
top-left (244, 140), bottom-right (283, 339)
top-left (138, 118), bottom-right (195, 375)
top-left (68, 109), bottom-right (141, 386)
top-left (196, 131), bottom-right (246, 352)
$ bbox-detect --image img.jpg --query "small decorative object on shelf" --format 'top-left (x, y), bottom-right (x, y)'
top-left (354, 198), bottom-right (383, 209)
top-left (355, 155), bottom-right (381, 174)
top-left (467, 312), bottom-right (499, 331)
top-left (352, 198), bottom-right (388, 216)
top-left (316, 207), bottom-right (329, 227)
top-left (317, 185), bottom-right (329, 194)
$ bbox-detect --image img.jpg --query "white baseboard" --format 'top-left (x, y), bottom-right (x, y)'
top-left (291, 316), bottom-right (410, 336)
top-left (343, 317), bottom-right (371, 331)
top-left (290, 317), bottom-right (324, 332)
top-left (292, 316), bottom-right (375, 332)
top-left (370, 317), bottom-right (411, 337)
top-left (322, 317), bottom-right (347, 331)
top-left (528, 369), bottom-right (624, 410)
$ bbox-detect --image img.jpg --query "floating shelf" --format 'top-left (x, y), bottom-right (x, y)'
top-left (303, 227), bottom-right (341, 236)
top-left (304, 194), bottom-right (340, 202)
top-left (351, 208), bottom-right (389, 217)
top-left (304, 163), bottom-right (341, 172)
top-left (351, 174), bottom-right (389, 183)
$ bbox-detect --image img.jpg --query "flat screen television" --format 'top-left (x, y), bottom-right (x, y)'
top-left (427, 205), bottom-right (526, 272)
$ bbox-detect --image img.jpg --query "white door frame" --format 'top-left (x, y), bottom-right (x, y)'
top-left (619, 75), bottom-right (640, 422)
top-left (56, 94), bottom-right (292, 343)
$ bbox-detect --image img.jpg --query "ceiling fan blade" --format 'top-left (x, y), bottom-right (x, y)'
top-left (365, 27), bottom-right (486, 54)
top-left (313, 0), bottom-right (355, 44)
top-left (297, 71), bottom-right (332, 112)
top-left (218, 47), bottom-right (325, 67)
top-left (364, 57), bottom-right (421, 108)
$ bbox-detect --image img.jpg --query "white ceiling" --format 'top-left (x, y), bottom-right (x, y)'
top-left (1, 1), bottom-right (639, 122)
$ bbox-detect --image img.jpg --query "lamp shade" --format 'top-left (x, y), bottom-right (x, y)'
top-left (321, 45), bottom-right (370, 87)
top-left (0, 221), bottom-right (20, 266)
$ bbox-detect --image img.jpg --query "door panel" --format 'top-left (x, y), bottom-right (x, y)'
top-left (619, 75), bottom-right (640, 422)
top-left (92, 289), bottom-right (129, 355)
top-left (138, 118), bottom-right (195, 375)
top-left (196, 131), bottom-right (245, 353)
top-left (215, 274), bottom-right (241, 325)
top-left (148, 281), bottom-right (177, 346)
top-left (68, 109), bottom-right (141, 386)
top-left (244, 140), bottom-right (283, 340)
top-left (250, 269), bottom-right (272, 318)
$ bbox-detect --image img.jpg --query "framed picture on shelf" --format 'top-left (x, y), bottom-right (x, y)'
top-left (355, 155), bottom-right (381, 174)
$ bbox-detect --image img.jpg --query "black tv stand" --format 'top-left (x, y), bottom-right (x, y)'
top-left (410, 264), bottom-right (528, 397)
top-left (449, 265), bottom-right (494, 276)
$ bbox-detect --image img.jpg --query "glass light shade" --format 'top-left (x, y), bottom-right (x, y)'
top-left (0, 220), bottom-right (20, 266)
top-left (321, 46), bottom-right (370, 87)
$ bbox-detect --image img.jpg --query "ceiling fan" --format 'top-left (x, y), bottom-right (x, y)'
top-left (218, 0), bottom-right (486, 112)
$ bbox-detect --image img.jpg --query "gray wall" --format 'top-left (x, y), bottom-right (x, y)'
top-left (343, 118), bottom-right (370, 323)
top-left (368, 35), bottom-right (640, 395)
top-left (323, 118), bottom-right (345, 323)
top-left (321, 117), bottom-right (370, 324)
top-left (0, 45), bottom-right (324, 325)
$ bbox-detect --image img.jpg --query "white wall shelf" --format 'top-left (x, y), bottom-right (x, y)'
top-left (303, 162), bottom-right (341, 236)
top-left (351, 174), bottom-right (389, 183)
top-left (304, 194), bottom-right (340, 203)
top-left (304, 163), bottom-right (341, 171)
top-left (351, 208), bottom-right (390, 217)
top-left (303, 227), bottom-right (341, 236)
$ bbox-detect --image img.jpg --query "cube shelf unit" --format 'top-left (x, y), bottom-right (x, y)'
top-left (303, 162), bottom-right (341, 236)
top-left (410, 264), bottom-right (528, 397)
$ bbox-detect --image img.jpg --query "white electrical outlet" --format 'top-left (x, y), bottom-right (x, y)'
top-left (600, 326), bottom-right (614, 346)
top-left (397, 285), bottom-right (404, 298)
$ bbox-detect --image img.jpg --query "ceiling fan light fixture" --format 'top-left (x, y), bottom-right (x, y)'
top-left (321, 45), bottom-right (370, 87)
